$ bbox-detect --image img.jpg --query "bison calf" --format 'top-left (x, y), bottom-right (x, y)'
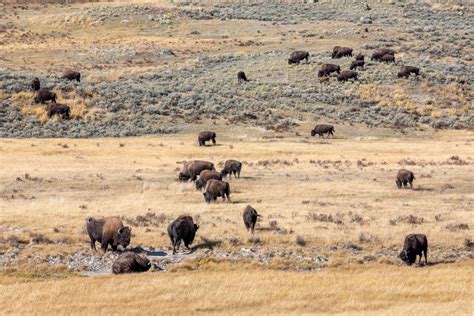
top-left (198, 131), bottom-right (216, 146)
top-left (318, 64), bottom-right (340, 77)
top-left (34, 89), bottom-right (56, 104)
top-left (243, 205), bottom-right (261, 234)
top-left (203, 179), bottom-right (230, 203)
top-left (311, 124), bottom-right (335, 138)
top-left (221, 160), bottom-right (242, 179)
top-left (112, 252), bottom-right (151, 274)
top-left (86, 217), bottom-right (131, 252)
top-left (47, 103), bottom-right (70, 120)
top-left (179, 160), bottom-right (215, 182)
top-left (237, 71), bottom-right (248, 83)
top-left (350, 60), bottom-right (364, 70)
top-left (398, 66), bottom-right (420, 78)
top-left (62, 70), bottom-right (81, 82)
top-left (355, 54), bottom-right (365, 61)
top-left (337, 70), bottom-right (358, 82)
top-left (31, 77), bottom-right (40, 91)
top-left (399, 234), bottom-right (428, 265)
top-left (396, 169), bottom-right (415, 189)
top-left (167, 215), bottom-right (199, 254)
top-left (288, 51), bottom-right (309, 64)
top-left (195, 170), bottom-right (223, 190)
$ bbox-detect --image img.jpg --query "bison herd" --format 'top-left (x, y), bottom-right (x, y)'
top-left (83, 129), bottom-right (428, 274)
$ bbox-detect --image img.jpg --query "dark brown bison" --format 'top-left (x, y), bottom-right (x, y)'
top-left (34, 89), bottom-right (56, 104)
top-left (47, 103), bottom-right (70, 120)
top-left (399, 234), bottom-right (428, 265)
top-left (318, 64), bottom-right (340, 77)
top-left (203, 179), bottom-right (230, 203)
top-left (179, 160), bottom-right (215, 182)
top-left (337, 70), bottom-right (358, 81)
top-left (167, 215), bottom-right (199, 254)
top-left (350, 60), bottom-right (365, 70)
top-left (112, 252), bottom-right (151, 274)
top-left (62, 70), bottom-right (81, 82)
top-left (237, 71), bottom-right (248, 83)
top-left (31, 77), bottom-right (40, 91)
top-left (332, 46), bottom-right (353, 59)
top-left (198, 131), bottom-right (216, 146)
top-left (396, 169), bottom-right (415, 189)
top-left (243, 205), bottom-right (261, 234)
top-left (86, 217), bottom-right (131, 252)
top-left (355, 54), bottom-right (365, 61)
top-left (371, 48), bottom-right (395, 61)
top-left (380, 54), bottom-right (395, 63)
top-left (221, 160), bottom-right (242, 179)
top-left (195, 170), bottom-right (223, 190)
top-left (397, 66), bottom-right (420, 78)
top-left (288, 51), bottom-right (309, 64)
top-left (311, 124), bottom-right (335, 137)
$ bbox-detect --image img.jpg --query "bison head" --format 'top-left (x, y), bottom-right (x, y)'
top-left (311, 130), bottom-right (316, 137)
top-left (317, 70), bottom-right (324, 77)
top-left (195, 179), bottom-right (205, 190)
top-left (194, 224), bottom-right (199, 231)
top-left (399, 250), bottom-right (416, 265)
top-left (178, 172), bottom-right (190, 182)
top-left (116, 227), bottom-right (131, 249)
top-left (220, 169), bottom-right (229, 177)
top-left (396, 180), bottom-right (402, 189)
top-left (203, 192), bottom-right (213, 203)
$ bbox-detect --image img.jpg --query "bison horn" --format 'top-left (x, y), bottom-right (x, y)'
top-left (118, 227), bottom-right (123, 234)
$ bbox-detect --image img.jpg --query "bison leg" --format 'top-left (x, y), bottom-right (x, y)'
top-left (90, 239), bottom-right (96, 251)
top-left (409, 181), bottom-right (413, 189)
top-left (100, 239), bottom-right (109, 253)
top-left (212, 137), bottom-right (216, 145)
top-left (111, 244), bottom-right (118, 252)
top-left (424, 250), bottom-right (428, 265)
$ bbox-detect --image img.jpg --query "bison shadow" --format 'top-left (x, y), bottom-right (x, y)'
top-left (412, 186), bottom-right (436, 192)
top-left (191, 238), bottom-right (222, 251)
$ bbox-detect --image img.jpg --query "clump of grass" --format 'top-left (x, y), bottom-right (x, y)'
top-left (389, 215), bottom-right (424, 225)
top-left (295, 235), bottom-right (306, 247)
top-left (446, 223), bottom-right (469, 232)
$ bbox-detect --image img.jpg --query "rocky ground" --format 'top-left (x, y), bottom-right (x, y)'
top-left (0, 1), bottom-right (472, 137)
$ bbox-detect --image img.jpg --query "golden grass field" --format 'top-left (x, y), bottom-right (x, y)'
top-left (1, 127), bottom-right (473, 314)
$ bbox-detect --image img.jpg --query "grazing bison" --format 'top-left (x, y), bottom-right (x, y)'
top-left (86, 217), bottom-right (131, 252)
top-left (318, 64), bottom-right (341, 77)
top-left (179, 160), bottom-right (215, 182)
top-left (203, 179), bottom-right (230, 203)
top-left (167, 215), bottom-right (199, 254)
top-left (62, 70), bottom-right (81, 82)
top-left (398, 66), bottom-right (420, 78)
top-left (371, 48), bottom-right (395, 61)
top-left (237, 71), bottom-right (249, 83)
top-left (380, 54), bottom-right (395, 63)
top-left (31, 77), bottom-right (40, 91)
top-left (34, 89), bottom-right (56, 104)
top-left (332, 46), bottom-right (353, 59)
top-left (337, 70), bottom-right (358, 81)
top-left (221, 160), bottom-right (242, 179)
top-left (47, 103), bottom-right (70, 120)
top-left (288, 51), bottom-right (309, 64)
top-left (355, 54), bottom-right (365, 61)
top-left (396, 169), bottom-right (415, 189)
top-left (198, 131), bottom-right (216, 146)
top-left (350, 60), bottom-right (365, 70)
top-left (195, 170), bottom-right (223, 190)
top-left (243, 205), bottom-right (261, 234)
top-left (112, 252), bottom-right (151, 274)
top-left (311, 124), bottom-right (335, 138)
top-left (399, 234), bottom-right (428, 265)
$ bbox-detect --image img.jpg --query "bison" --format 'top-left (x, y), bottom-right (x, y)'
top-left (397, 66), bottom-right (420, 78)
top-left (311, 124), bottom-right (335, 138)
top-left (371, 48), bottom-right (395, 61)
top-left (380, 54), bottom-right (395, 63)
top-left (243, 205), bottom-right (261, 234)
top-left (318, 64), bottom-right (340, 77)
top-left (167, 215), bottom-right (199, 254)
top-left (237, 71), bottom-right (249, 83)
top-left (34, 89), bottom-right (56, 104)
top-left (47, 103), bottom-right (70, 120)
top-left (332, 46), bottom-right (353, 59)
top-left (355, 54), bottom-right (365, 61)
top-left (179, 160), bottom-right (215, 182)
top-left (86, 217), bottom-right (131, 252)
top-left (221, 160), bottom-right (242, 179)
top-left (350, 60), bottom-right (365, 70)
top-left (288, 51), bottom-right (309, 64)
top-left (198, 131), bottom-right (216, 146)
top-left (399, 234), bottom-right (428, 265)
top-left (31, 77), bottom-right (40, 91)
top-left (195, 170), bottom-right (223, 190)
top-left (337, 70), bottom-right (358, 81)
top-left (112, 252), bottom-right (151, 274)
top-left (62, 70), bottom-right (81, 82)
top-left (396, 169), bottom-right (415, 189)
top-left (203, 179), bottom-right (230, 203)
